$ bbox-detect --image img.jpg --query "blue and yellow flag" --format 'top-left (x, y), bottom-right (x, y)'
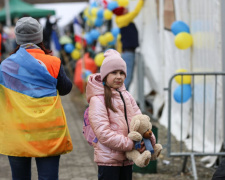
top-left (0, 48), bottom-right (73, 157)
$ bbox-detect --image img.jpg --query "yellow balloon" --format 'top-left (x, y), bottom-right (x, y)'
top-left (86, 8), bottom-right (92, 18)
top-left (87, 19), bottom-right (94, 27)
top-left (104, 9), bottom-right (113, 20)
top-left (118, 0), bottom-right (129, 7)
top-left (91, 7), bottom-right (98, 17)
top-left (90, 17), bottom-right (96, 25)
top-left (175, 69), bottom-right (191, 84)
top-left (105, 32), bottom-right (114, 42)
top-left (87, 20), bottom-right (91, 26)
top-left (175, 32), bottom-right (193, 50)
top-left (71, 49), bottom-right (80, 60)
top-left (84, 8), bottom-right (89, 16)
top-left (76, 42), bottom-right (82, 50)
top-left (117, 33), bottom-right (121, 40)
top-left (98, 35), bottom-right (108, 46)
top-left (94, 52), bottom-right (105, 67)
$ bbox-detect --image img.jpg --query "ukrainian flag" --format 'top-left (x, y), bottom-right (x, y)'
top-left (0, 48), bottom-right (73, 157)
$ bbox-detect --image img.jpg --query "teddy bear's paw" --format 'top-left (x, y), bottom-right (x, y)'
top-left (151, 150), bottom-right (162, 161)
top-left (144, 158), bottom-right (150, 166)
top-left (142, 150), bottom-right (151, 159)
top-left (151, 144), bottom-right (163, 161)
top-left (135, 151), bottom-right (151, 167)
top-left (156, 144), bottom-right (163, 154)
top-left (128, 132), bottom-right (142, 141)
top-left (157, 149), bottom-right (162, 157)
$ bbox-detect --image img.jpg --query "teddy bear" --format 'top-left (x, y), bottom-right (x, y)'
top-left (126, 114), bottom-right (163, 167)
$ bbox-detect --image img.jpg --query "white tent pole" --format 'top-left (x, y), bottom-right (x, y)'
top-left (5, 0), bottom-right (11, 26)
top-left (221, 0), bottom-right (225, 149)
top-left (159, 0), bottom-right (164, 93)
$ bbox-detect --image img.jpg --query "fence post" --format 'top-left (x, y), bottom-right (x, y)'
top-left (137, 52), bottom-right (146, 113)
top-left (166, 72), bottom-right (225, 180)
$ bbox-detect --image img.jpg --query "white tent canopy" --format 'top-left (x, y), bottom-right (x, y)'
top-left (35, 2), bottom-right (88, 34)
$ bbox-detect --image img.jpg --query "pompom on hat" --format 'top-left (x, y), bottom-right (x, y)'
top-left (100, 49), bottom-right (127, 81)
top-left (112, 7), bottom-right (125, 16)
top-left (15, 17), bottom-right (43, 45)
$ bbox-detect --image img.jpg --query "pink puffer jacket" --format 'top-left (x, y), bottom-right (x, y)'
top-left (86, 73), bottom-right (142, 166)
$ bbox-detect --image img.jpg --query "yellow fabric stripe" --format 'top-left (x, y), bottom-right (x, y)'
top-left (0, 85), bottom-right (73, 157)
top-left (2, 86), bottom-right (63, 122)
top-left (21, 128), bottom-right (66, 142)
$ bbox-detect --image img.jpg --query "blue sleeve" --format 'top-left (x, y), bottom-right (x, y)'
top-left (56, 65), bottom-right (72, 95)
top-left (135, 141), bottom-right (141, 149)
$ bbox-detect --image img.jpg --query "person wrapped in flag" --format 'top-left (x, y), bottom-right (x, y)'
top-left (0, 17), bottom-right (73, 180)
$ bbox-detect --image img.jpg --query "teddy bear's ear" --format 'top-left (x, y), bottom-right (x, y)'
top-left (130, 116), bottom-right (141, 131)
top-left (133, 119), bottom-right (140, 131)
top-left (143, 114), bottom-right (150, 122)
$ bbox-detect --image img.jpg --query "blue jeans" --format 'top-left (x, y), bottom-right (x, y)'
top-left (98, 165), bottom-right (132, 180)
top-left (121, 51), bottom-right (135, 91)
top-left (8, 155), bottom-right (60, 180)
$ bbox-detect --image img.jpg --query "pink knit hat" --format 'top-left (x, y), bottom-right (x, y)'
top-left (100, 49), bottom-right (127, 81)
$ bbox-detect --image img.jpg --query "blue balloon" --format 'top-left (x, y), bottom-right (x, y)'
top-left (90, 1), bottom-right (97, 7)
top-left (81, 70), bottom-right (92, 79)
top-left (173, 84), bottom-right (192, 103)
top-left (95, 18), bottom-right (103, 27)
top-left (108, 39), bottom-right (116, 46)
top-left (84, 33), bottom-right (93, 45)
top-left (111, 27), bottom-right (120, 37)
top-left (171, 21), bottom-right (190, 35)
top-left (85, 70), bottom-right (92, 77)
top-left (107, 1), bottom-right (118, 11)
top-left (90, 29), bottom-right (100, 40)
top-left (64, 43), bottom-right (74, 53)
top-left (97, 9), bottom-right (104, 18)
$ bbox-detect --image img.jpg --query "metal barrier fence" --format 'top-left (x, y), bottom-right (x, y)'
top-left (165, 72), bottom-right (225, 180)
top-left (136, 52), bottom-right (158, 121)
top-left (136, 52), bottom-right (145, 113)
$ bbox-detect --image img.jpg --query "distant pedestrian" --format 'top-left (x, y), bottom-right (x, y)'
top-left (43, 15), bottom-right (58, 49)
top-left (114, 0), bottom-right (145, 90)
top-left (0, 17), bottom-right (73, 180)
top-left (86, 49), bottom-right (156, 180)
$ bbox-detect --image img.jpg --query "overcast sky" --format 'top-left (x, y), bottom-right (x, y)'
top-left (35, 2), bottom-right (88, 28)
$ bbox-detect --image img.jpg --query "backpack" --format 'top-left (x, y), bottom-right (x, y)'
top-left (83, 96), bottom-right (104, 146)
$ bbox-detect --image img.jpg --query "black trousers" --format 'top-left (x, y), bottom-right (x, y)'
top-left (212, 159), bottom-right (225, 180)
top-left (98, 165), bottom-right (132, 180)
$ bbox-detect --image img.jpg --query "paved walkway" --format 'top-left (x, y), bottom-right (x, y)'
top-left (0, 86), bottom-right (98, 180)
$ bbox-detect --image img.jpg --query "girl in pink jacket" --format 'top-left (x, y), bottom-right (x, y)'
top-left (86, 49), bottom-right (148, 180)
